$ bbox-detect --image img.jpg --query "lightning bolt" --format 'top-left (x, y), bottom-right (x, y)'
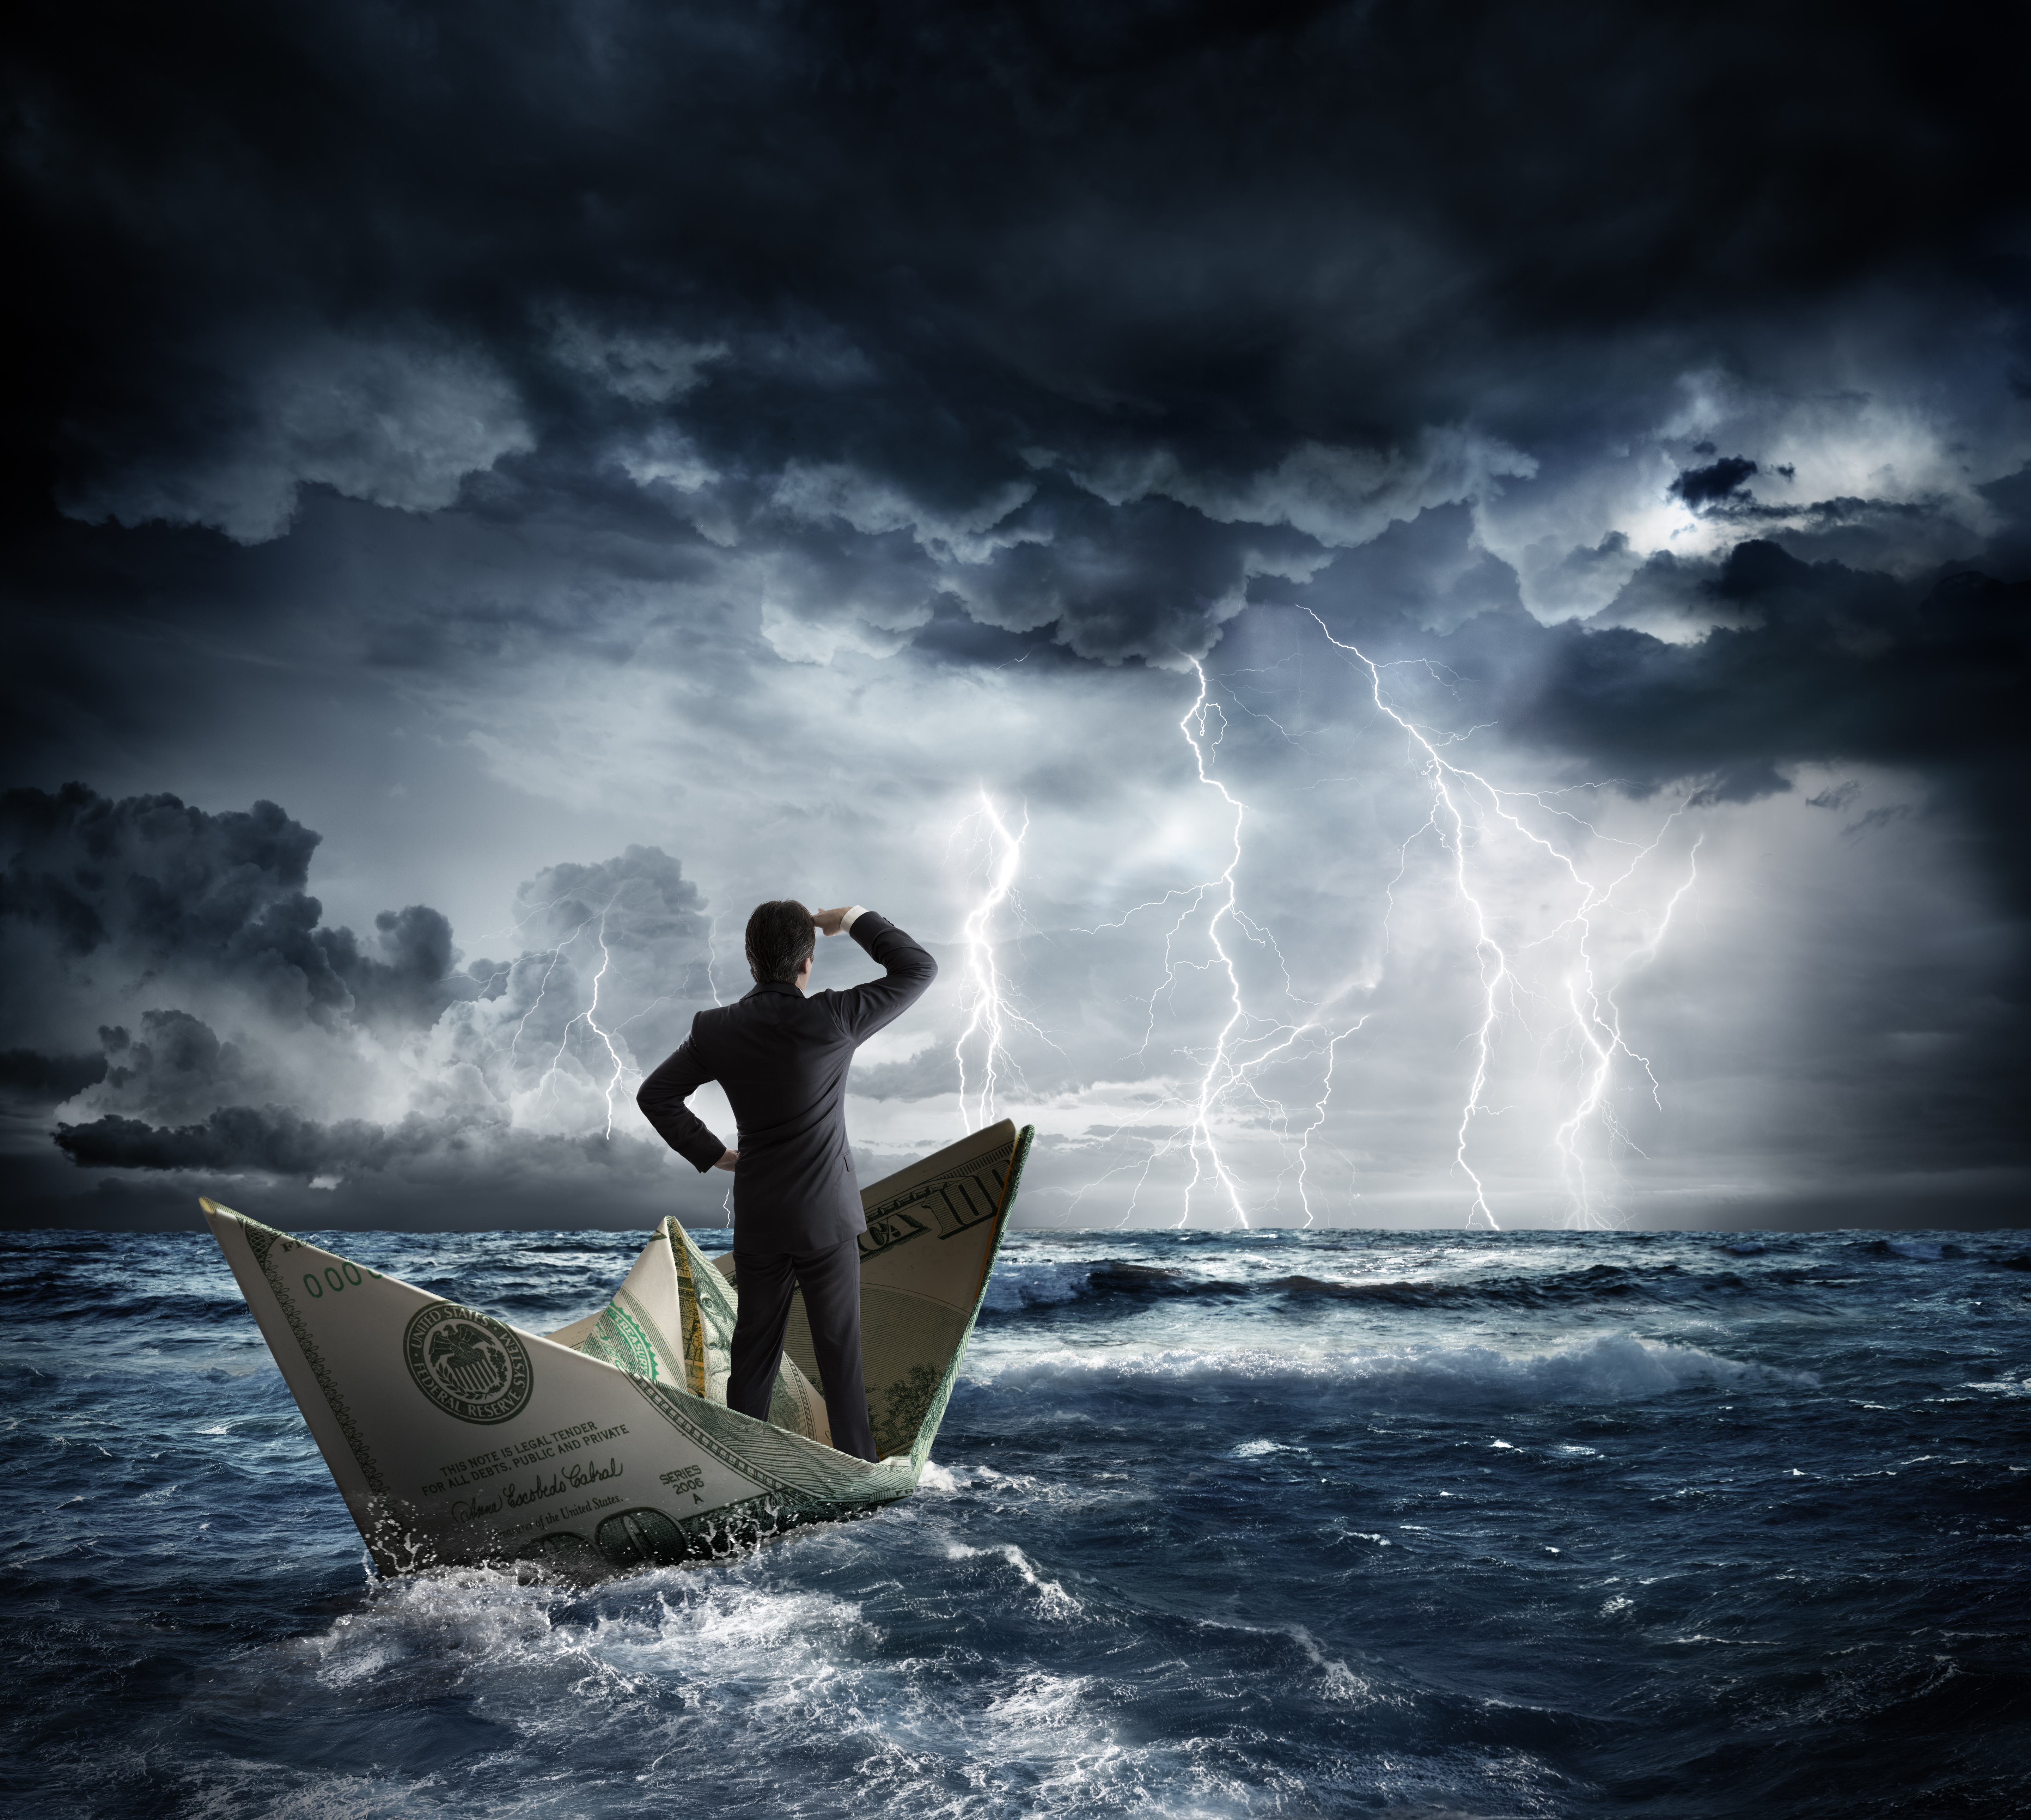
top-left (1543, 826), bottom-right (1705, 1225)
top-left (1070, 661), bottom-right (1363, 1228)
top-left (1177, 661), bottom-right (1258, 1227)
top-left (951, 789), bottom-right (1054, 1130)
top-left (703, 907), bottom-right (734, 1222)
top-left (1303, 609), bottom-right (1699, 1229)
top-left (579, 902), bottom-right (630, 1138)
top-left (703, 910), bottom-right (730, 1007)
top-left (506, 910), bottom-right (597, 1072)
top-left (522, 891), bottom-right (635, 1137)
top-left (1290, 1021), bottom-right (1366, 1230)
top-left (477, 868), bottom-right (725, 1173)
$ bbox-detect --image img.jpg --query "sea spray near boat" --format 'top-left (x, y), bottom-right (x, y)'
top-left (201, 1120), bottom-right (1032, 1576)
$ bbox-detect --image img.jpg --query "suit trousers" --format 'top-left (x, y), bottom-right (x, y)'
top-left (727, 1233), bottom-right (876, 1461)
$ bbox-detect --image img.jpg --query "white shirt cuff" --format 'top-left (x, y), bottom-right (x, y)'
top-left (840, 905), bottom-right (869, 930)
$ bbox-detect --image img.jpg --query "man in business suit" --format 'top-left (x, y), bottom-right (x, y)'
top-left (635, 901), bottom-right (937, 1461)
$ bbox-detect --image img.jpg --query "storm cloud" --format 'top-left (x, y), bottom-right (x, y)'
top-left (3, 1), bottom-right (2026, 1229)
top-left (0, 782), bottom-right (746, 1226)
top-left (0, 784), bottom-right (474, 1034)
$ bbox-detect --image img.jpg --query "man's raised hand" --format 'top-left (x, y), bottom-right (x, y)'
top-left (812, 906), bottom-right (852, 937)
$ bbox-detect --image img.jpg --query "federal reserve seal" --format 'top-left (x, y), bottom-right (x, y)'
top-left (403, 1303), bottom-right (533, 1424)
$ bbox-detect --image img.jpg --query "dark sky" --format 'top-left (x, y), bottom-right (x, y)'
top-left (4, 0), bottom-right (2027, 1232)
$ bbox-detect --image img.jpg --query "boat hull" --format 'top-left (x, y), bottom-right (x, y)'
top-left (203, 1121), bottom-right (1031, 1575)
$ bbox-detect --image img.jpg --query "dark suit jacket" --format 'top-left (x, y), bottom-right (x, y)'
top-left (636, 912), bottom-right (937, 1253)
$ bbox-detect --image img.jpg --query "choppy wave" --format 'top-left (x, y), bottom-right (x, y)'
top-left (167, 1547), bottom-right (1447, 1820)
top-left (4, 1223), bottom-right (2026, 1820)
top-left (971, 1331), bottom-right (1817, 1408)
top-left (983, 1254), bottom-right (1801, 1320)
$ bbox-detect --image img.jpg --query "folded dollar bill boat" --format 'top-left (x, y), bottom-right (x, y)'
top-left (203, 1119), bottom-right (1032, 1577)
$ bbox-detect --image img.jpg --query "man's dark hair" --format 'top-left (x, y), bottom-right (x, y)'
top-left (746, 900), bottom-right (816, 985)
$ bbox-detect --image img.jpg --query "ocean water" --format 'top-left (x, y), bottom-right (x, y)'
top-left (3, 1226), bottom-right (2028, 1819)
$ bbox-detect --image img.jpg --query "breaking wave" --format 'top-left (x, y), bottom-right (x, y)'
top-left (978, 1253), bottom-right (1846, 1315)
top-left (970, 1331), bottom-right (1817, 1407)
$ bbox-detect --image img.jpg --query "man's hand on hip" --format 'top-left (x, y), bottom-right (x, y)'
top-left (713, 1149), bottom-right (739, 1171)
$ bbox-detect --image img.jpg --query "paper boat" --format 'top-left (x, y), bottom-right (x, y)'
top-left (203, 1120), bottom-right (1032, 1576)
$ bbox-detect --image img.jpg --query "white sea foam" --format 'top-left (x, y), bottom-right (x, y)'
top-left (195, 1538), bottom-right (1315, 1820)
top-left (1282, 1623), bottom-right (1381, 1706)
top-left (183, 1764), bottom-right (429, 1819)
top-left (970, 1332), bottom-right (1817, 1407)
top-left (942, 1539), bottom-right (1082, 1616)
